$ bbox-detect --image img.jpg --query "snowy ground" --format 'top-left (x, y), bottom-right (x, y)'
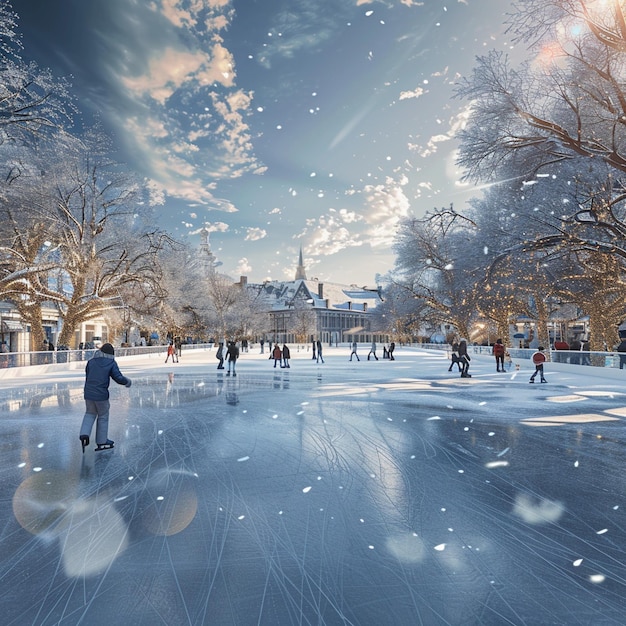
top-left (1, 345), bottom-right (625, 625)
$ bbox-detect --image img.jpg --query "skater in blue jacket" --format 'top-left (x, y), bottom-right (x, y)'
top-left (79, 343), bottom-right (132, 452)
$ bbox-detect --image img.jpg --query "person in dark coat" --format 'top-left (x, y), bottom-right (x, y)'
top-left (316, 340), bottom-right (324, 363)
top-left (448, 342), bottom-right (462, 372)
top-left (79, 343), bottom-right (131, 451)
top-left (282, 344), bottom-right (291, 368)
top-left (389, 341), bottom-right (395, 360)
top-left (458, 340), bottom-right (471, 377)
top-left (226, 341), bottom-right (239, 376)
top-left (493, 339), bottom-right (505, 372)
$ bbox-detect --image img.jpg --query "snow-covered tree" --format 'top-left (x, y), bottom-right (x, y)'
top-left (0, 0), bottom-right (74, 145)
top-left (454, 0), bottom-right (626, 345)
top-left (392, 206), bottom-right (484, 340)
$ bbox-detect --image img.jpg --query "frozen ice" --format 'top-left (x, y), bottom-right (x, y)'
top-left (1, 346), bottom-right (626, 624)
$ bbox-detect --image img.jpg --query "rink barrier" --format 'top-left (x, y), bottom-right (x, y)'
top-left (0, 343), bottom-right (214, 377)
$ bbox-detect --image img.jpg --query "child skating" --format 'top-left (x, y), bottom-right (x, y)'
top-left (79, 343), bottom-right (132, 452)
top-left (529, 346), bottom-right (547, 383)
top-left (165, 342), bottom-right (178, 363)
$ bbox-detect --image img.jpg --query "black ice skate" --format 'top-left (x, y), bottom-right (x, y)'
top-left (79, 435), bottom-right (89, 454)
top-left (95, 439), bottom-right (114, 451)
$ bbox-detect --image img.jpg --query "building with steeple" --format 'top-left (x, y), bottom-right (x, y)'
top-left (294, 246), bottom-right (307, 281)
top-left (241, 250), bottom-right (384, 345)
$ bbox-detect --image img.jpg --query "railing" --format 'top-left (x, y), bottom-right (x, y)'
top-left (0, 343), bottom-right (213, 369)
top-left (417, 343), bottom-right (625, 370)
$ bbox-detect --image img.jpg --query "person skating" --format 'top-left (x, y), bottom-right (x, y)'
top-left (226, 341), bottom-right (239, 376)
top-left (316, 340), bottom-right (324, 363)
top-left (282, 343), bottom-right (291, 368)
top-left (350, 341), bottom-right (360, 361)
top-left (272, 343), bottom-right (282, 368)
top-left (389, 341), bottom-right (395, 360)
top-left (448, 342), bottom-right (462, 372)
top-left (458, 340), bottom-right (471, 377)
top-left (493, 339), bottom-right (505, 372)
top-left (165, 342), bottom-right (177, 363)
top-left (78, 343), bottom-right (132, 452)
top-left (529, 346), bottom-right (547, 383)
top-left (216, 341), bottom-right (225, 369)
top-left (368, 340), bottom-right (378, 361)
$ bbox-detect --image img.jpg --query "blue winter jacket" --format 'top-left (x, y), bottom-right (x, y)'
top-left (83, 351), bottom-right (131, 401)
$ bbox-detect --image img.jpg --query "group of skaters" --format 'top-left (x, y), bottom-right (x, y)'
top-left (449, 338), bottom-right (548, 383)
top-left (215, 341), bottom-right (240, 376)
top-left (349, 340), bottom-right (395, 362)
top-left (271, 343), bottom-right (292, 368)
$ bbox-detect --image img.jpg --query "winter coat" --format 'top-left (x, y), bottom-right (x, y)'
top-left (273, 345), bottom-right (282, 359)
top-left (532, 351), bottom-right (547, 366)
top-left (84, 351), bottom-right (131, 401)
top-left (226, 343), bottom-right (239, 361)
top-left (282, 345), bottom-right (290, 359)
top-left (493, 342), bottom-right (505, 357)
top-left (458, 341), bottom-right (470, 362)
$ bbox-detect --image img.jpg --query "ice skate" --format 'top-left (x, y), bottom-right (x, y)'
top-left (79, 434), bottom-right (89, 453)
top-left (95, 439), bottom-right (114, 451)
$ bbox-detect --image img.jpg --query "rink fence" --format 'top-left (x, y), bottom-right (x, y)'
top-left (419, 343), bottom-right (626, 370)
top-left (0, 342), bottom-right (214, 370)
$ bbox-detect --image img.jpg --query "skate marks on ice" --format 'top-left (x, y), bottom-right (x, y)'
top-left (1, 372), bottom-right (626, 623)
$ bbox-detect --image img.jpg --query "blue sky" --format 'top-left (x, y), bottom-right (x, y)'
top-left (13, 0), bottom-right (511, 285)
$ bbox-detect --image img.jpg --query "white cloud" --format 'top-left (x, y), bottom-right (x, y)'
top-left (101, 1), bottom-right (261, 208)
top-left (244, 227), bottom-right (267, 241)
top-left (361, 177), bottom-right (411, 247)
top-left (235, 257), bottom-right (252, 275)
top-left (122, 46), bottom-right (234, 104)
top-left (399, 87), bottom-right (427, 101)
top-left (204, 222), bottom-right (230, 233)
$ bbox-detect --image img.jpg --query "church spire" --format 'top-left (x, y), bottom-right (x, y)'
top-left (295, 245), bottom-right (307, 281)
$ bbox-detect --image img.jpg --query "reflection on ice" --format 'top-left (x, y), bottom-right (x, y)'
top-left (2, 364), bottom-right (626, 623)
top-left (385, 532), bottom-right (425, 563)
top-left (512, 493), bottom-right (564, 524)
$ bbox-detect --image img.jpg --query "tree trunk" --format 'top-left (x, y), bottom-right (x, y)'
top-left (534, 296), bottom-right (550, 351)
top-left (17, 302), bottom-right (45, 351)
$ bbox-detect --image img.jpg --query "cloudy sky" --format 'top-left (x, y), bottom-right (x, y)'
top-left (13, 0), bottom-right (513, 286)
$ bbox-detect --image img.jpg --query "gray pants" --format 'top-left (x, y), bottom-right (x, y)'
top-left (80, 399), bottom-right (111, 445)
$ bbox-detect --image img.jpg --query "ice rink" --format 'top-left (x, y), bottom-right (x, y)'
top-left (1, 345), bottom-right (626, 625)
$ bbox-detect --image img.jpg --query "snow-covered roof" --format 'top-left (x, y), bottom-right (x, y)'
top-left (248, 279), bottom-right (381, 312)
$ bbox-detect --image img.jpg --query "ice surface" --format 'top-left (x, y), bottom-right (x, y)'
top-left (1, 347), bottom-right (626, 624)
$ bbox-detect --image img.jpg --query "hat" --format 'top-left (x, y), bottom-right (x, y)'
top-left (100, 343), bottom-right (115, 355)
